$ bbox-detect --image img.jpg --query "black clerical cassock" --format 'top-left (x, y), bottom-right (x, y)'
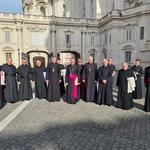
top-left (46, 63), bottom-right (61, 101)
top-left (59, 64), bottom-right (65, 96)
top-left (1, 63), bottom-right (18, 103)
top-left (97, 65), bottom-right (113, 105)
top-left (65, 64), bottom-right (79, 104)
top-left (17, 64), bottom-right (33, 101)
top-left (82, 63), bottom-right (98, 102)
top-left (116, 69), bottom-right (134, 110)
top-left (78, 64), bottom-right (84, 99)
top-left (144, 66), bottom-right (150, 112)
top-left (33, 66), bottom-right (47, 99)
top-left (131, 65), bottom-right (144, 99)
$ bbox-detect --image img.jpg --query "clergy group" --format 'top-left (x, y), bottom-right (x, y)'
top-left (0, 56), bottom-right (150, 113)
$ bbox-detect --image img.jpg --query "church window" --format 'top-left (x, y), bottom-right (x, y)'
top-left (104, 34), bottom-right (107, 45)
top-left (40, 6), bottom-right (46, 16)
top-left (104, 52), bottom-right (107, 59)
top-left (66, 35), bottom-right (71, 48)
top-left (6, 52), bottom-right (12, 59)
top-left (91, 36), bottom-right (95, 45)
top-left (109, 35), bottom-right (111, 44)
top-left (126, 29), bottom-right (132, 41)
top-left (125, 51), bottom-right (131, 63)
top-left (5, 32), bottom-right (10, 43)
top-left (140, 27), bottom-right (144, 40)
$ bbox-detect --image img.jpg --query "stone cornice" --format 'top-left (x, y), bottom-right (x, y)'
top-left (26, 26), bottom-right (47, 31)
top-left (64, 30), bottom-right (74, 35)
top-left (88, 31), bottom-right (98, 35)
top-left (2, 46), bottom-right (14, 51)
top-left (1, 27), bottom-right (13, 31)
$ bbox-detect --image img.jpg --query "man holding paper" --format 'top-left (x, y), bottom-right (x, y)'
top-left (1, 58), bottom-right (18, 103)
top-left (116, 62), bottom-right (134, 110)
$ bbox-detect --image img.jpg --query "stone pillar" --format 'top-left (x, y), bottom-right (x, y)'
top-left (85, 0), bottom-right (90, 19)
top-left (81, 31), bottom-right (86, 63)
top-left (50, 18), bottom-right (57, 56)
top-left (81, 19), bottom-right (88, 63)
top-left (16, 26), bottom-right (23, 67)
top-left (71, 0), bottom-right (75, 18)
top-left (93, 0), bottom-right (96, 19)
top-left (51, 29), bottom-right (56, 56)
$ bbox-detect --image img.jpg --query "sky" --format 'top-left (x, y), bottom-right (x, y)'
top-left (0, 0), bottom-right (22, 13)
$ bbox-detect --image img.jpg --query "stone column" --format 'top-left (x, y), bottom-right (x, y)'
top-left (93, 0), bottom-right (96, 19)
top-left (81, 31), bottom-right (86, 63)
top-left (71, 0), bottom-right (74, 18)
top-left (51, 29), bottom-right (56, 56)
top-left (85, 0), bottom-right (91, 19)
top-left (16, 26), bottom-right (23, 66)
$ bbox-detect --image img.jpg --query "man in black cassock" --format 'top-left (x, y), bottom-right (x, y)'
top-left (108, 57), bottom-right (116, 90)
top-left (17, 58), bottom-right (33, 101)
top-left (82, 56), bottom-right (98, 102)
top-left (77, 58), bottom-right (84, 100)
top-left (46, 56), bottom-right (61, 102)
top-left (32, 60), bottom-right (47, 99)
top-left (116, 62), bottom-right (134, 110)
top-left (57, 58), bottom-right (65, 96)
top-left (97, 59), bottom-right (113, 105)
top-left (131, 59), bottom-right (144, 99)
top-left (65, 57), bottom-right (79, 104)
top-left (1, 58), bottom-right (18, 103)
top-left (144, 65), bottom-right (150, 112)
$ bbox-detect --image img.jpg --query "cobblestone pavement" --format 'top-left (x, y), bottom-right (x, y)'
top-left (0, 88), bottom-right (150, 150)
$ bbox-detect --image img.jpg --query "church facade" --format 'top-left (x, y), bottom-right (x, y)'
top-left (0, 0), bottom-right (150, 68)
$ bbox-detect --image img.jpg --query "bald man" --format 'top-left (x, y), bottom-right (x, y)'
top-left (116, 62), bottom-right (134, 110)
top-left (32, 60), bottom-right (47, 99)
top-left (97, 59), bottom-right (113, 105)
top-left (82, 56), bottom-right (98, 102)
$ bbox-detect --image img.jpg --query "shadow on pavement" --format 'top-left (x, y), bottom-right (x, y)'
top-left (0, 118), bottom-right (150, 150)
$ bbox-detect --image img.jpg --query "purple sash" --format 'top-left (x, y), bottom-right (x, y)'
top-left (69, 74), bottom-right (78, 98)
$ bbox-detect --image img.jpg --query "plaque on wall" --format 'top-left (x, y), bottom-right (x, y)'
top-left (31, 32), bottom-right (44, 46)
